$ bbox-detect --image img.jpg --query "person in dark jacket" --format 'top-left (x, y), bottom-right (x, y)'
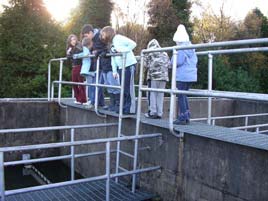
top-left (171, 24), bottom-right (198, 125)
top-left (66, 34), bottom-right (87, 104)
top-left (80, 24), bottom-right (110, 109)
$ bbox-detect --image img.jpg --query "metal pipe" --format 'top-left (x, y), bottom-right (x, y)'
top-left (0, 123), bottom-right (118, 134)
top-left (132, 52), bottom-right (145, 191)
top-left (231, 123), bottom-right (268, 130)
top-left (58, 60), bottom-right (66, 108)
top-left (197, 47), bottom-right (268, 56)
top-left (207, 54), bottom-right (213, 125)
top-left (5, 165), bottom-right (159, 196)
top-left (47, 61), bottom-right (51, 101)
top-left (140, 88), bottom-right (268, 102)
top-left (106, 142), bottom-right (110, 201)
top-left (116, 53), bottom-right (127, 183)
top-left (70, 128), bottom-right (75, 181)
top-left (142, 38), bottom-right (268, 53)
top-left (0, 152), bottom-right (5, 201)
top-left (245, 116), bottom-right (249, 131)
top-left (119, 150), bottom-right (134, 158)
top-left (169, 49), bottom-right (179, 136)
top-left (94, 57), bottom-right (106, 117)
top-left (0, 133), bottom-right (162, 152)
top-left (51, 82), bottom-right (55, 100)
top-left (53, 80), bottom-right (120, 88)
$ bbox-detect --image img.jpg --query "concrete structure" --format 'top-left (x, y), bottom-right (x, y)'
top-left (0, 99), bottom-right (268, 200)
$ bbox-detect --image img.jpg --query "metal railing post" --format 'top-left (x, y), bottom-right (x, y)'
top-left (0, 152), bottom-right (5, 201)
top-left (132, 52), bottom-right (145, 192)
top-left (116, 53), bottom-right (127, 183)
top-left (58, 60), bottom-right (64, 103)
top-left (48, 61), bottom-right (51, 101)
top-left (106, 142), bottom-right (111, 201)
top-left (70, 128), bottom-right (75, 181)
top-left (207, 53), bottom-right (213, 125)
top-left (245, 116), bottom-right (249, 131)
top-left (169, 49), bottom-right (178, 135)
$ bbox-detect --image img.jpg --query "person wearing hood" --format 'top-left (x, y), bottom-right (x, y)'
top-left (144, 39), bottom-right (170, 119)
top-left (172, 24), bottom-right (198, 125)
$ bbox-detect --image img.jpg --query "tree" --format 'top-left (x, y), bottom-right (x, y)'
top-left (147, 0), bottom-right (192, 46)
top-left (0, 0), bottom-right (66, 98)
top-left (65, 0), bottom-right (113, 35)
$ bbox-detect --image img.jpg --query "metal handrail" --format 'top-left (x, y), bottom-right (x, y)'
top-left (136, 38), bottom-right (268, 138)
top-left (0, 129), bottom-right (161, 200)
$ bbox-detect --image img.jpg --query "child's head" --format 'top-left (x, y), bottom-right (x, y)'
top-left (82, 37), bottom-right (92, 49)
top-left (173, 24), bottom-right (189, 44)
top-left (100, 26), bottom-right (116, 44)
top-left (147, 39), bottom-right (161, 49)
top-left (66, 34), bottom-right (78, 49)
top-left (81, 24), bottom-right (94, 40)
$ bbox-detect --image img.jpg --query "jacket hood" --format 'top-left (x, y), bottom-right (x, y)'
top-left (173, 24), bottom-right (190, 42)
top-left (147, 39), bottom-right (161, 49)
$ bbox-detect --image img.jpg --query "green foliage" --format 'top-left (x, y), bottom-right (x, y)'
top-left (0, 0), bottom-right (66, 98)
top-left (147, 0), bottom-right (192, 46)
top-left (65, 0), bottom-right (113, 36)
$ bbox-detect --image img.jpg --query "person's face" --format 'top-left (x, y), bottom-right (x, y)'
top-left (100, 32), bottom-right (108, 44)
top-left (70, 36), bottom-right (77, 47)
top-left (83, 31), bottom-right (94, 40)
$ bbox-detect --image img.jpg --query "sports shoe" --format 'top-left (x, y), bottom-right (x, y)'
top-left (74, 101), bottom-right (81, 105)
top-left (144, 113), bottom-right (158, 119)
top-left (173, 119), bottom-right (190, 125)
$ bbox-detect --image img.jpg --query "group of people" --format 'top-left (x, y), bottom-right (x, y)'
top-left (66, 24), bottom-right (197, 125)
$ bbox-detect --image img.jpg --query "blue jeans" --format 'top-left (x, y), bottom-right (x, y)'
top-left (102, 71), bottom-right (120, 94)
top-left (119, 65), bottom-right (136, 114)
top-left (177, 81), bottom-right (191, 121)
top-left (86, 75), bottom-right (95, 103)
top-left (91, 72), bottom-right (105, 106)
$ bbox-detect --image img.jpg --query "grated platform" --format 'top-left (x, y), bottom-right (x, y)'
top-left (6, 180), bottom-right (154, 201)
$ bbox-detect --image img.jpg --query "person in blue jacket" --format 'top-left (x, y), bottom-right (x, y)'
top-left (172, 24), bottom-right (198, 125)
top-left (73, 37), bottom-right (95, 107)
top-left (100, 26), bottom-right (137, 114)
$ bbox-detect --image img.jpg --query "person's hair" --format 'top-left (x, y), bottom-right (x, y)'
top-left (82, 37), bottom-right (92, 48)
top-left (100, 26), bottom-right (116, 43)
top-left (81, 24), bottom-right (94, 35)
top-left (66, 34), bottom-right (78, 50)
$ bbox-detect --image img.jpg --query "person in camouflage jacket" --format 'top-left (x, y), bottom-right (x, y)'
top-left (144, 39), bottom-right (171, 119)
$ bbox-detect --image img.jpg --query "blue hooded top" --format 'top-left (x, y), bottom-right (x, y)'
top-left (171, 41), bottom-right (198, 82)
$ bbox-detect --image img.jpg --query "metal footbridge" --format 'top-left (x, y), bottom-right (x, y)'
top-left (1, 38), bottom-right (268, 201)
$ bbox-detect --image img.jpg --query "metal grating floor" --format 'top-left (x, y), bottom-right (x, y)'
top-left (6, 180), bottom-right (154, 201)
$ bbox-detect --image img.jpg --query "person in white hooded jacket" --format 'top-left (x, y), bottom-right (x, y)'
top-left (171, 24), bottom-right (198, 125)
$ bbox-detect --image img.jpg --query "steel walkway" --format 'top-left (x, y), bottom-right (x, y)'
top-left (5, 180), bottom-right (154, 201)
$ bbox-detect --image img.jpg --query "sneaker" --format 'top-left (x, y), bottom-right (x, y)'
top-left (74, 101), bottom-right (81, 105)
top-left (173, 119), bottom-right (187, 125)
top-left (144, 113), bottom-right (158, 119)
top-left (157, 116), bottom-right (162, 119)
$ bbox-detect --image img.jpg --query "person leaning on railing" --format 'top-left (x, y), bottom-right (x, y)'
top-left (100, 26), bottom-right (137, 115)
top-left (171, 24), bottom-right (198, 125)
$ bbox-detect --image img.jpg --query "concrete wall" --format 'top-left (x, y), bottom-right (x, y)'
top-left (0, 101), bottom-right (60, 161)
top-left (1, 100), bottom-right (268, 201)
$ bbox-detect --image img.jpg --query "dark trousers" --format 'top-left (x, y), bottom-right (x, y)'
top-left (91, 71), bottom-right (105, 106)
top-left (119, 66), bottom-right (133, 113)
top-left (72, 66), bottom-right (87, 103)
top-left (177, 81), bottom-right (191, 120)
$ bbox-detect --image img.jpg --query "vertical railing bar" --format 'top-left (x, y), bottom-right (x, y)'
top-left (116, 53), bottom-right (127, 183)
top-left (207, 53), bottom-right (213, 125)
top-left (106, 142), bottom-right (111, 201)
top-left (95, 57), bottom-right (100, 112)
top-left (48, 61), bottom-right (51, 101)
top-left (0, 152), bottom-right (5, 201)
top-left (58, 60), bottom-right (64, 103)
top-left (71, 128), bottom-right (75, 181)
top-left (168, 49), bottom-right (178, 135)
top-left (245, 116), bottom-right (248, 131)
top-left (132, 52), bottom-right (145, 192)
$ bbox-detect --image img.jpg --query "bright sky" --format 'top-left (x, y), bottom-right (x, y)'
top-left (0, 0), bottom-right (268, 23)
